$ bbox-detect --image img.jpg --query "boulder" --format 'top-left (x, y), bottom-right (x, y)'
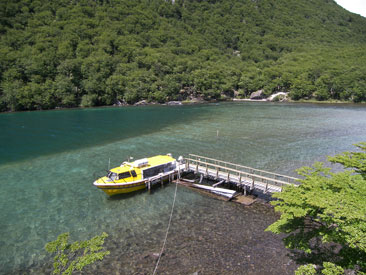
top-left (114, 100), bottom-right (127, 106)
top-left (166, 101), bottom-right (182, 105)
top-left (267, 92), bottom-right (288, 102)
top-left (134, 100), bottom-right (148, 106)
top-left (250, 90), bottom-right (264, 99)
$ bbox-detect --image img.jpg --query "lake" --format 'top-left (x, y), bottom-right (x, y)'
top-left (0, 102), bottom-right (365, 274)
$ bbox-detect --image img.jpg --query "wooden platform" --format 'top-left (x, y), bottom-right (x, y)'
top-left (174, 179), bottom-right (233, 201)
top-left (183, 154), bottom-right (300, 194)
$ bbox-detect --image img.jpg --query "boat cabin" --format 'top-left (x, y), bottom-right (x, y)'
top-left (105, 155), bottom-right (176, 183)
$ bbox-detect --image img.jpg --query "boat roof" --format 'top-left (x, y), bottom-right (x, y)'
top-left (109, 155), bottom-right (175, 174)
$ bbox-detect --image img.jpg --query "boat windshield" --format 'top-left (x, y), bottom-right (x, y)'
top-left (107, 171), bottom-right (118, 181)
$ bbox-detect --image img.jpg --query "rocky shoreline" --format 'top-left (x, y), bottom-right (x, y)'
top-left (4, 92), bottom-right (361, 114)
top-left (113, 91), bottom-right (289, 107)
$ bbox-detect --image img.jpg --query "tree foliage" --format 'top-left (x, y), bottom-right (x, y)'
top-left (266, 143), bottom-right (366, 274)
top-left (45, 232), bottom-right (110, 275)
top-left (328, 142), bottom-right (366, 179)
top-left (1, 0), bottom-right (366, 111)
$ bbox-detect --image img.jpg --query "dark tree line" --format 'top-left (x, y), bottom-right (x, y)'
top-left (1, 0), bottom-right (366, 111)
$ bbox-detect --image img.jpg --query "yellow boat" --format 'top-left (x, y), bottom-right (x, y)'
top-left (93, 154), bottom-right (179, 196)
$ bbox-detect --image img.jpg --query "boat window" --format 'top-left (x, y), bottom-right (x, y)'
top-left (130, 170), bottom-right (137, 177)
top-left (143, 162), bottom-right (175, 178)
top-left (107, 172), bottom-right (118, 181)
top-left (118, 172), bottom-right (131, 180)
top-left (164, 162), bottom-right (176, 172)
top-left (143, 165), bottom-right (164, 178)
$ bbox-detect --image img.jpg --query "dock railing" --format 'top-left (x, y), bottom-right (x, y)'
top-left (184, 154), bottom-right (300, 193)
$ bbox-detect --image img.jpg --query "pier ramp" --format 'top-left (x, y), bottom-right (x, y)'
top-left (184, 154), bottom-right (300, 194)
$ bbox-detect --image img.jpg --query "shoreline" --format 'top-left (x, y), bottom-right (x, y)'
top-left (2, 98), bottom-right (365, 114)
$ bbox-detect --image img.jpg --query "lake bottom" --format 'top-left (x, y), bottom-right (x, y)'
top-left (23, 185), bottom-right (297, 275)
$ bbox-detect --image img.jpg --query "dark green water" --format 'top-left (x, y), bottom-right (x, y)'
top-left (0, 102), bottom-right (365, 274)
top-left (0, 105), bottom-right (203, 165)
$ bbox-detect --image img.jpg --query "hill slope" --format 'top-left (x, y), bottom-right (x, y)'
top-left (1, 0), bottom-right (366, 111)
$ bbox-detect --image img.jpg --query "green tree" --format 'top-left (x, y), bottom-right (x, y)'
top-left (1, 0), bottom-right (366, 111)
top-left (266, 143), bottom-right (366, 274)
top-left (45, 232), bottom-right (110, 275)
top-left (328, 142), bottom-right (366, 178)
top-left (289, 73), bottom-right (315, 100)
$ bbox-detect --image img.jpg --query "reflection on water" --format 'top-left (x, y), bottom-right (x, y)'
top-left (1, 102), bottom-right (366, 274)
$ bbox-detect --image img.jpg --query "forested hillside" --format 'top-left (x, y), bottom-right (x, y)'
top-left (1, 0), bottom-right (366, 111)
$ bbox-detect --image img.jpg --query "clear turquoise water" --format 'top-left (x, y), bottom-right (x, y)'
top-left (0, 102), bottom-right (366, 274)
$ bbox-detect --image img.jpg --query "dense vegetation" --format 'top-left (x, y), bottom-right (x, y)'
top-left (45, 232), bottom-right (109, 275)
top-left (267, 143), bottom-right (366, 274)
top-left (1, 0), bottom-right (366, 111)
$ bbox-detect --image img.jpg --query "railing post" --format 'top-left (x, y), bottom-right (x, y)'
top-left (216, 167), bottom-right (219, 179)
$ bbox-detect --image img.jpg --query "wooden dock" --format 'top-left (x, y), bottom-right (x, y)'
top-left (183, 154), bottom-right (300, 194)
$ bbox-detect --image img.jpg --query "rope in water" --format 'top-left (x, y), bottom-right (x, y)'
top-left (152, 179), bottom-right (178, 275)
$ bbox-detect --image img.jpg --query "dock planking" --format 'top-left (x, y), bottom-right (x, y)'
top-left (183, 154), bottom-right (300, 194)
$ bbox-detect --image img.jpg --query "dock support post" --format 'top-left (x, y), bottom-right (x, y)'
top-left (265, 180), bottom-right (268, 193)
top-left (251, 177), bottom-right (255, 190)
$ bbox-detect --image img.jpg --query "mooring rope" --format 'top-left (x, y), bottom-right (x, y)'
top-left (152, 180), bottom-right (178, 275)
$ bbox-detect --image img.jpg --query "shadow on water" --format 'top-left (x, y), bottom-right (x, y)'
top-left (0, 104), bottom-right (209, 166)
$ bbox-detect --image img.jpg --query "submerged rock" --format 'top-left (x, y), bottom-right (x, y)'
top-left (152, 252), bottom-right (160, 258)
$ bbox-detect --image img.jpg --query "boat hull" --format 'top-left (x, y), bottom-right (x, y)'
top-left (94, 173), bottom-right (175, 196)
top-left (97, 181), bottom-right (147, 196)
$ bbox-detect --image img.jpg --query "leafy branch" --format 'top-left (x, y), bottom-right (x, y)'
top-left (45, 232), bottom-right (110, 275)
top-left (266, 143), bottom-right (366, 274)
